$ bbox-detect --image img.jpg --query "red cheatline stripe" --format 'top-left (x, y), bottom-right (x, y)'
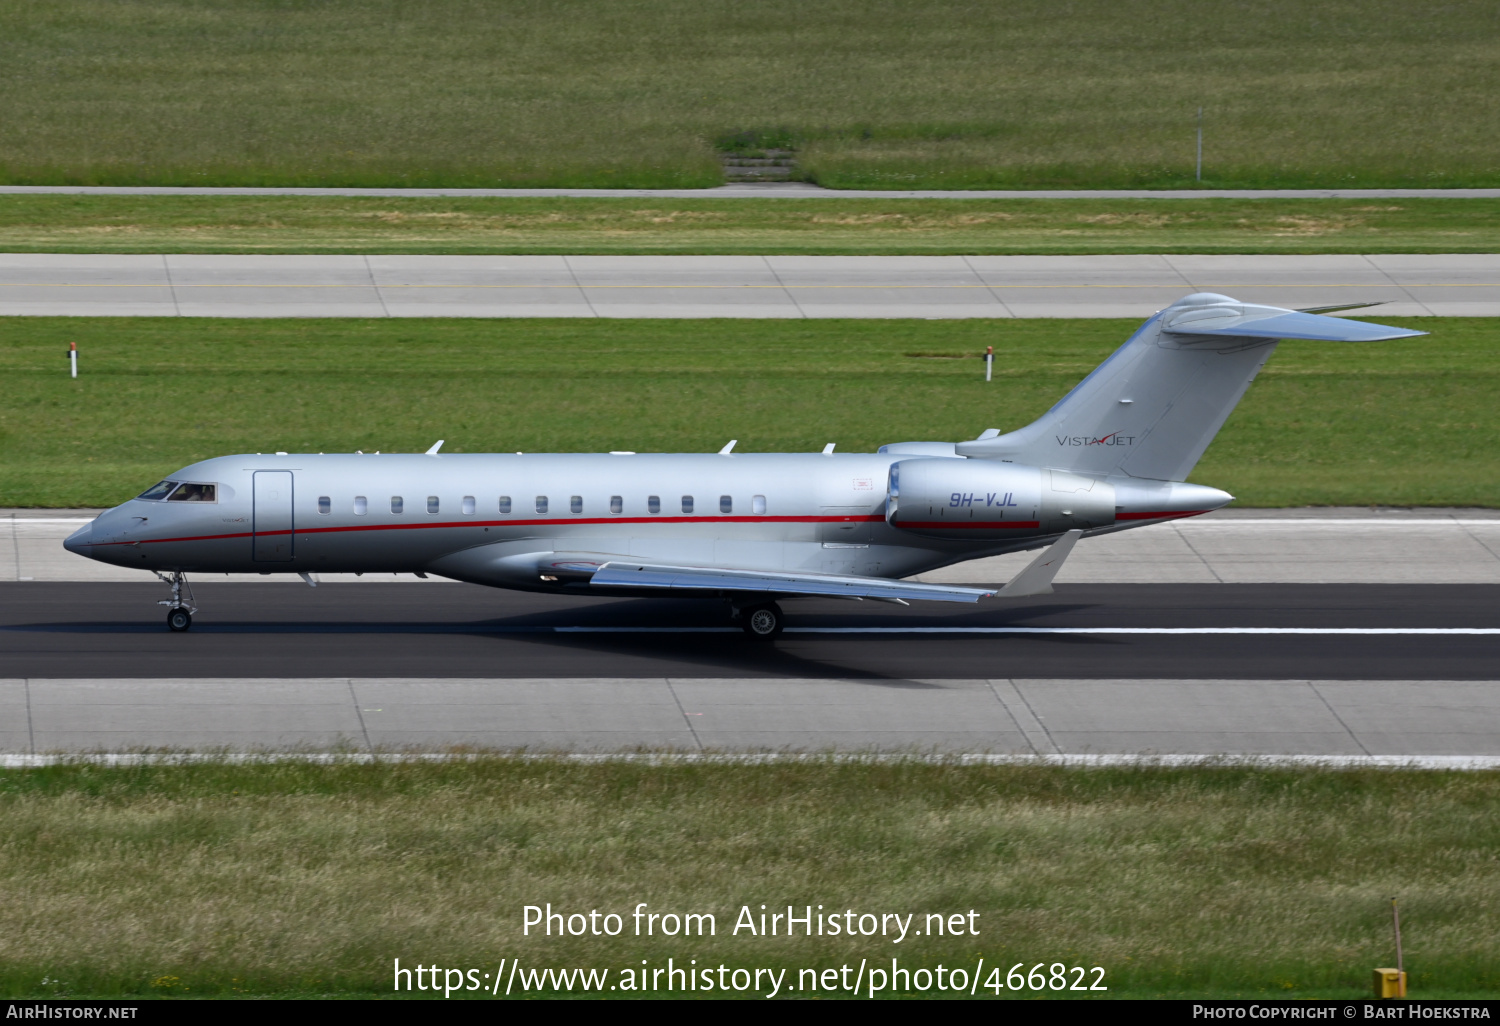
top-left (88, 513), bottom-right (887, 547)
top-left (894, 520), bottom-right (1042, 530)
top-left (90, 530), bottom-right (256, 547)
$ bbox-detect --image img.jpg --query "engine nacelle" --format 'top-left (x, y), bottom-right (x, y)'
top-left (887, 459), bottom-right (1115, 539)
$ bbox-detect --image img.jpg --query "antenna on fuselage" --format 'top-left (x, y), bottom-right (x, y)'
top-left (822, 443), bottom-right (836, 455)
top-left (718, 440), bottom-right (737, 454)
top-left (425, 440), bottom-right (444, 455)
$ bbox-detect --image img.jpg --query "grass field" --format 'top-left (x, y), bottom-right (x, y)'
top-left (2, 759), bottom-right (1497, 999)
top-left (5, 196), bottom-right (1500, 255)
top-left (3, 1), bottom-right (1498, 189)
top-left (0, 317), bottom-right (1495, 509)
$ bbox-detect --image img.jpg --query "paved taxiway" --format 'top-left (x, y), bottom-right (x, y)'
top-left (3, 253), bottom-right (1496, 318)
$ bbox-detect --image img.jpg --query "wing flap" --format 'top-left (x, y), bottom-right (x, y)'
top-left (590, 562), bottom-right (995, 603)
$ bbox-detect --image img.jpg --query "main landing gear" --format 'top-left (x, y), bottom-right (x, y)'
top-left (156, 571), bottom-right (198, 632)
top-left (737, 600), bottom-right (785, 640)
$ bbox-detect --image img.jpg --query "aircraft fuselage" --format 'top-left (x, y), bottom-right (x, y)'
top-left (66, 450), bottom-right (1225, 596)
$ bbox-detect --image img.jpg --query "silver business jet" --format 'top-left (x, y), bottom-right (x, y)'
top-left (64, 294), bottom-right (1422, 636)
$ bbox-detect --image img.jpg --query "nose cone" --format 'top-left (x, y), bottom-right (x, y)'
top-left (63, 520), bottom-right (94, 556)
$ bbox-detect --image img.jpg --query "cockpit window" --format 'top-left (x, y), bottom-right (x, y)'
top-left (138, 480), bottom-right (177, 500)
top-left (167, 483), bottom-right (217, 502)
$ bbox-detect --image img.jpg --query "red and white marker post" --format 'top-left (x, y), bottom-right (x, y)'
top-left (984, 344), bottom-right (993, 382)
top-left (69, 341), bottom-right (78, 379)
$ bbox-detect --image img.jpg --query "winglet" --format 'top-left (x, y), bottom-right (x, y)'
top-left (1296, 301), bottom-right (1386, 315)
top-left (1162, 297), bottom-right (1424, 342)
top-left (996, 529), bottom-right (1083, 598)
top-left (425, 440), bottom-right (444, 455)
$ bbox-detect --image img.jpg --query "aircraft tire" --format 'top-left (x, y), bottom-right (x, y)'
top-left (742, 602), bottom-right (783, 639)
top-left (167, 609), bottom-right (192, 632)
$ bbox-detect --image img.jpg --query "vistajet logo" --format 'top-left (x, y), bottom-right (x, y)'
top-left (1056, 432), bottom-right (1135, 447)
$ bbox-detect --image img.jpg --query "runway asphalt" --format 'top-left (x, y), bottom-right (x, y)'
top-left (3, 253), bottom-right (1494, 318)
top-left (8, 509), bottom-right (1498, 755)
top-left (5, 581), bottom-right (1498, 681)
top-left (3, 582), bottom-right (1497, 755)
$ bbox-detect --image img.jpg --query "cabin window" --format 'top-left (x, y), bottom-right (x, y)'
top-left (752, 494), bottom-right (767, 515)
top-left (427, 495), bottom-right (440, 515)
top-left (167, 483), bottom-right (216, 502)
top-left (499, 496), bottom-right (512, 514)
top-left (647, 495), bottom-right (661, 515)
top-left (535, 496), bottom-right (548, 514)
top-left (566, 495), bottom-right (580, 514)
top-left (317, 496), bottom-right (331, 515)
top-left (610, 495), bottom-right (623, 514)
top-left (720, 495), bottom-right (732, 514)
top-left (137, 480), bottom-right (176, 501)
top-left (391, 496), bottom-right (403, 515)
top-left (354, 496), bottom-right (368, 516)
top-left (462, 496), bottom-right (475, 515)
top-left (681, 495), bottom-right (694, 515)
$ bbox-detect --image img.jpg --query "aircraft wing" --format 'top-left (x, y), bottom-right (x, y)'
top-left (587, 530), bottom-right (1085, 603)
top-left (589, 562), bottom-right (996, 603)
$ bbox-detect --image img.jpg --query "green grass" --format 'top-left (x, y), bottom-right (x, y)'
top-left (2, 759), bottom-right (1497, 999)
top-left (2, 1), bottom-right (1499, 189)
top-left (5, 196), bottom-right (1500, 254)
top-left (1, 317), bottom-right (1496, 508)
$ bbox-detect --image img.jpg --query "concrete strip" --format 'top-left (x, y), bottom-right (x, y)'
top-left (27, 677), bottom-right (365, 751)
top-left (670, 676), bottom-right (1028, 752)
top-left (10, 508), bottom-right (1500, 585)
top-left (0, 680), bottom-right (32, 755)
top-left (5, 253), bottom-right (1500, 318)
top-left (985, 679), bottom-right (1060, 755)
top-left (1315, 680), bottom-right (1500, 757)
top-left (3, 185), bottom-right (1500, 199)
top-left (1015, 678), bottom-right (1364, 755)
top-left (6, 753), bottom-right (1500, 768)
top-left (350, 677), bottom-right (692, 751)
top-left (919, 513), bottom-right (1500, 585)
top-left (8, 676), bottom-right (1498, 756)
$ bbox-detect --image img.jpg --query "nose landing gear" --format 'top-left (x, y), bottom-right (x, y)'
top-left (156, 571), bottom-right (198, 632)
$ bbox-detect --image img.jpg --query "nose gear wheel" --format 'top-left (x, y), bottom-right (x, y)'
top-left (155, 571), bottom-right (198, 631)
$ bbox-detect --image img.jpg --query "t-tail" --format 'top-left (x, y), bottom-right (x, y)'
top-left (955, 293), bottom-right (1424, 482)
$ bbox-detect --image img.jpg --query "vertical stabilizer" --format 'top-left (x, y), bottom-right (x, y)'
top-left (955, 293), bottom-right (1423, 482)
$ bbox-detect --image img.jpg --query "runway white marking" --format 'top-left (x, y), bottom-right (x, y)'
top-left (563, 627), bottom-right (1500, 635)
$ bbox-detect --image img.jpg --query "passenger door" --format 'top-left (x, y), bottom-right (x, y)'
top-left (253, 470), bottom-right (294, 561)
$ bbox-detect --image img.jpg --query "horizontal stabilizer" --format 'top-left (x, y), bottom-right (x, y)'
top-left (1164, 298), bottom-right (1424, 342)
top-left (996, 529), bottom-right (1082, 598)
top-left (590, 562), bottom-right (995, 604)
top-left (957, 291), bottom-right (1424, 483)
